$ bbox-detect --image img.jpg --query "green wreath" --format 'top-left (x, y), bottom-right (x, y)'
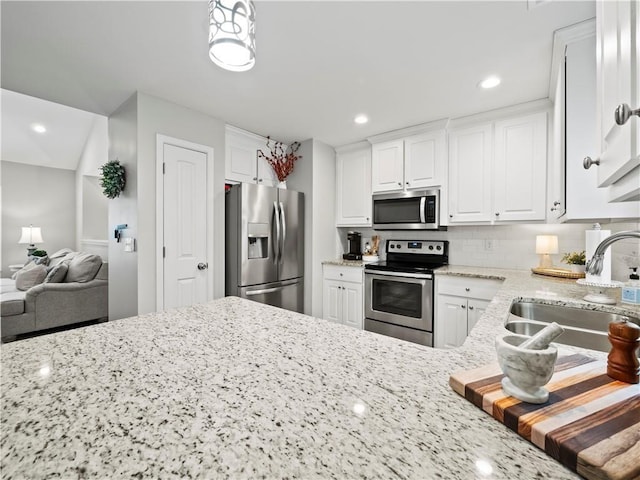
top-left (100, 160), bottom-right (126, 199)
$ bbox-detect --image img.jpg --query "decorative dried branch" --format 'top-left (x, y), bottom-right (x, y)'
top-left (258, 137), bottom-right (302, 182)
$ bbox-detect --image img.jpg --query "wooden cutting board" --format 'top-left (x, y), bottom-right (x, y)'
top-left (449, 354), bottom-right (640, 480)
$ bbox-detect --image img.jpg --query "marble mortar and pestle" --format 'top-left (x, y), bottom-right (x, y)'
top-left (495, 322), bottom-right (564, 404)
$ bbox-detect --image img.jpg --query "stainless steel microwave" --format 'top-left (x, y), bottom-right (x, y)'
top-left (372, 189), bottom-right (440, 230)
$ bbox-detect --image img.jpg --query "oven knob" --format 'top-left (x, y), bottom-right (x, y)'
top-left (436, 245), bottom-right (442, 251)
top-left (390, 244), bottom-right (395, 249)
top-left (428, 245), bottom-right (434, 250)
top-left (396, 244), bottom-right (402, 249)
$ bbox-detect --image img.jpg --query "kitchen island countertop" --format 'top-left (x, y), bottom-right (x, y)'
top-left (2, 268), bottom-right (639, 478)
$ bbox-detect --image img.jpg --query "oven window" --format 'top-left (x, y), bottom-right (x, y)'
top-left (372, 278), bottom-right (423, 318)
top-left (374, 197), bottom-right (422, 224)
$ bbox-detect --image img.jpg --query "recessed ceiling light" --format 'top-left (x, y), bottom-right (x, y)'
top-left (32, 124), bottom-right (47, 133)
top-left (354, 114), bottom-right (369, 125)
top-left (479, 76), bottom-right (501, 89)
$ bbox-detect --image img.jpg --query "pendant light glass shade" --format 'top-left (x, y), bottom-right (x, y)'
top-left (208, 0), bottom-right (256, 72)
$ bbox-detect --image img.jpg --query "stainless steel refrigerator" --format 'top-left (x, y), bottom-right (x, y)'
top-left (225, 183), bottom-right (305, 312)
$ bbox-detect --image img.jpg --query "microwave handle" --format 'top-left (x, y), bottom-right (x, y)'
top-left (419, 197), bottom-right (426, 223)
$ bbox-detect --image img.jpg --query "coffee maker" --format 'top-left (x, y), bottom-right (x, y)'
top-left (343, 231), bottom-right (362, 260)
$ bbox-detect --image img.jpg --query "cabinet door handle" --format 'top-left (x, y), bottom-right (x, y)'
top-left (258, 178), bottom-right (263, 182)
top-left (397, 182), bottom-right (402, 186)
top-left (449, 214), bottom-right (453, 219)
top-left (615, 103), bottom-right (640, 125)
top-left (465, 287), bottom-right (470, 292)
top-left (253, 177), bottom-right (258, 181)
top-left (468, 306), bottom-right (474, 310)
top-left (406, 181), bottom-right (410, 185)
top-left (495, 212), bottom-right (500, 217)
top-left (461, 305), bottom-right (466, 309)
top-left (583, 156), bottom-right (600, 169)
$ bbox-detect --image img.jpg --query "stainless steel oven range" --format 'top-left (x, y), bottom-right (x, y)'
top-left (364, 240), bottom-right (448, 347)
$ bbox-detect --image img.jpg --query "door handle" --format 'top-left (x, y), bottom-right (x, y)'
top-left (197, 262), bottom-right (208, 270)
top-left (246, 286), bottom-right (285, 296)
top-left (279, 202), bottom-right (286, 262)
top-left (419, 197), bottom-right (426, 223)
top-left (273, 201), bottom-right (281, 263)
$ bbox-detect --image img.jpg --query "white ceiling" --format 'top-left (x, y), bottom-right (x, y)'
top-left (1, 1), bottom-right (595, 150)
top-left (1, 89), bottom-right (103, 170)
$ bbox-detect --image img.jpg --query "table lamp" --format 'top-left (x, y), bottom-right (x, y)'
top-left (535, 235), bottom-right (558, 269)
top-left (19, 225), bottom-right (44, 256)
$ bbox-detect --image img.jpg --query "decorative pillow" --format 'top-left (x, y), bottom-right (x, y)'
top-left (15, 264), bottom-right (47, 291)
top-left (11, 260), bottom-right (36, 280)
top-left (48, 249), bottom-right (75, 268)
top-left (65, 253), bottom-right (102, 283)
top-left (45, 263), bottom-right (68, 283)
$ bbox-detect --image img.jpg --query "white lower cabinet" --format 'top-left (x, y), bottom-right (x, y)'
top-left (434, 275), bottom-right (503, 349)
top-left (322, 264), bottom-right (363, 330)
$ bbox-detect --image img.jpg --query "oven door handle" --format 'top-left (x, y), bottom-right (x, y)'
top-left (420, 196), bottom-right (426, 223)
top-left (365, 270), bottom-right (433, 280)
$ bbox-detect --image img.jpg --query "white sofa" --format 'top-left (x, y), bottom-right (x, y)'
top-left (1, 250), bottom-right (108, 340)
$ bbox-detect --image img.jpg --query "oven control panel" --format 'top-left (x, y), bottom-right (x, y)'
top-left (386, 240), bottom-right (447, 255)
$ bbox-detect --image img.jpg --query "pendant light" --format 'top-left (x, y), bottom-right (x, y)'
top-left (208, 0), bottom-right (256, 72)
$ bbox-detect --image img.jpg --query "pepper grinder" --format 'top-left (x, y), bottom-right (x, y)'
top-left (607, 317), bottom-right (640, 384)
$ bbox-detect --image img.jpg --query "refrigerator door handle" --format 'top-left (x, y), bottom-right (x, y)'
top-left (279, 202), bottom-right (286, 263)
top-left (245, 285), bottom-right (285, 296)
top-left (273, 201), bottom-right (281, 263)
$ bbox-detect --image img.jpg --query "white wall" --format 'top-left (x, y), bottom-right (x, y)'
top-left (340, 221), bottom-right (640, 282)
top-left (1, 161), bottom-right (76, 276)
top-left (108, 94), bottom-right (139, 320)
top-left (287, 139), bottom-right (336, 317)
top-left (75, 115), bottom-right (109, 251)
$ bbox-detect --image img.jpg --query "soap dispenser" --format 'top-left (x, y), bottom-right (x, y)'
top-left (621, 267), bottom-right (640, 305)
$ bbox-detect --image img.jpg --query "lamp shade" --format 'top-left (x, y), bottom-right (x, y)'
top-left (208, 0), bottom-right (256, 72)
top-left (535, 235), bottom-right (558, 254)
top-left (19, 226), bottom-right (43, 245)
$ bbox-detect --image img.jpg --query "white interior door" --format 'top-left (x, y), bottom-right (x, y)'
top-left (163, 143), bottom-right (208, 309)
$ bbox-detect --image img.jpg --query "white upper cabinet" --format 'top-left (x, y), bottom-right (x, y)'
top-left (371, 140), bottom-right (404, 193)
top-left (595, 0), bottom-right (640, 201)
top-left (225, 125), bottom-right (277, 186)
top-left (493, 112), bottom-right (547, 221)
top-left (404, 131), bottom-right (446, 190)
top-left (551, 22), bottom-right (640, 221)
top-left (369, 121), bottom-right (447, 194)
top-left (448, 104), bottom-right (548, 224)
top-left (448, 123), bottom-right (493, 223)
top-left (336, 142), bottom-right (372, 227)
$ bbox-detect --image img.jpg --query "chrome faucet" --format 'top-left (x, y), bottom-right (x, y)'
top-left (585, 230), bottom-right (640, 275)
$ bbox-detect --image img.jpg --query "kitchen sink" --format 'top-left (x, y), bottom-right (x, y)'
top-left (505, 301), bottom-right (640, 353)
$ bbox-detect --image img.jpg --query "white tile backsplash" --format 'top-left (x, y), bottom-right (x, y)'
top-left (338, 221), bottom-right (640, 281)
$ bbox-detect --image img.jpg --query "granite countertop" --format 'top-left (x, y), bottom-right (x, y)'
top-left (322, 258), bottom-right (364, 267)
top-left (2, 267), bottom-right (639, 478)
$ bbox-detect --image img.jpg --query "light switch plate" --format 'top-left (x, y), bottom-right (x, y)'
top-left (124, 237), bottom-right (135, 252)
